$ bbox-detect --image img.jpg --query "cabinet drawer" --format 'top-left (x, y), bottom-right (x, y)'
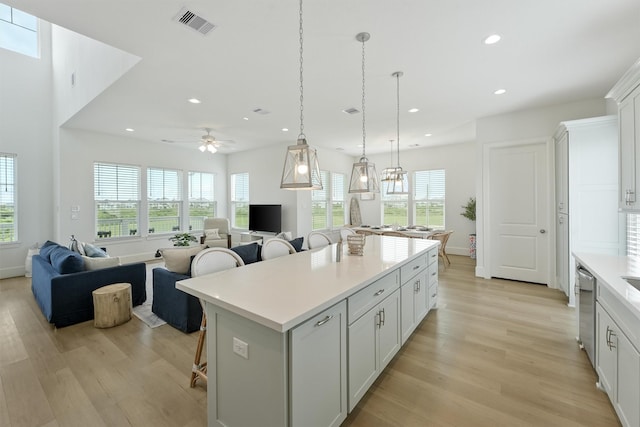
top-left (428, 263), bottom-right (438, 286)
top-left (427, 248), bottom-right (438, 266)
top-left (400, 255), bottom-right (427, 283)
top-left (348, 270), bottom-right (399, 324)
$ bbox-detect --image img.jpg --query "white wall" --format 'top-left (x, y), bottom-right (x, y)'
top-left (57, 128), bottom-right (227, 261)
top-left (475, 98), bottom-right (608, 279)
top-left (359, 141), bottom-right (477, 256)
top-left (0, 22), bottom-right (54, 278)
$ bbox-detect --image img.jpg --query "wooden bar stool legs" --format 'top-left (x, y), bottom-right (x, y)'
top-left (190, 312), bottom-right (207, 387)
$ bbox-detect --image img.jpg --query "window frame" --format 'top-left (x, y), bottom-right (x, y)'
top-left (0, 153), bottom-right (17, 244)
top-left (147, 167), bottom-right (182, 235)
top-left (94, 162), bottom-right (141, 240)
top-left (230, 172), bottom-right (249, 230)
top-left (188, 171), bottom-right (216, 232)
top-left (0, 3), bottom-right (39, 58)
top-left (312, 171), bottom-right (346, 231)
top-left (413, 169), bottom-right (446, 230)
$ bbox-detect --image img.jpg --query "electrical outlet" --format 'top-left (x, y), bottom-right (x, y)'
top-left (233, 337), bottom-right (248, 359)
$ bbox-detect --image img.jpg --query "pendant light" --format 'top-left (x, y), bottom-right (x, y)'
top-left (380, 140), bottom-right (396, 184)
top-left (280, 0), bottom-right (322, 190)
top-left (387, 71), bottom-right (409, 195)
top-left (349, 32), bottom-right (379, 194)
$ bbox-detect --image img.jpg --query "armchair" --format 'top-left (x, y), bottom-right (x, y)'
top-left (200, 217), bottom-right (232, 248)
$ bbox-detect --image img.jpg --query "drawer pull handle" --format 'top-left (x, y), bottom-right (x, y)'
top-left (431, 272), bottom-right (437, 276)
top-left (413, 265), bottom-right (420, 270)
top-left (374, 289), bottom-right (385, 297)
top-left (431, 293), bottom-right (437, 298)
top-left (315, 315), bottom-right (333, 327)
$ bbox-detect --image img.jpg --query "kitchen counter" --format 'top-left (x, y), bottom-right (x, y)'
top-left (177, 235), bottom-right (439, 332)
top-left (573, 252), bottom-right (640, 322)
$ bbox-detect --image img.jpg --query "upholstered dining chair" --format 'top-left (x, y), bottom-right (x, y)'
top-left (381, 230), bottom-right (409, 238)
top-left (190, 247), bottom-right (245, 388)
top-left (200, 217), bottom-right (232, 248)
top-left (307, 231), bottom-right (332, 249)
top-left (429, 231), bottom-right (453, 267)
top-left (340, 227), bottom-right (356, 241)
top-left (261, 238), bottom-right (297, 261)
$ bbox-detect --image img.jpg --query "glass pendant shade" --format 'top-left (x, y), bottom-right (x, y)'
top-left (280, 138), bottom-right (322, 189)
top-left (349, 156), bottom-right (379, 193)
top-left (386, 168), bottom-right (409, 194)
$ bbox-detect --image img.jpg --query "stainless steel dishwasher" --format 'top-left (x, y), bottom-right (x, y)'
top-left (576, 264), bottom-right (596, 368)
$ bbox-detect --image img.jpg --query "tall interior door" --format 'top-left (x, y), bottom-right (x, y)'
top-left (489, 142), bottom-right (548, 284)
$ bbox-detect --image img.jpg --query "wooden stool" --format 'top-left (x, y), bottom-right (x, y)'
top-left (92, 283), bottom-right (132, 328)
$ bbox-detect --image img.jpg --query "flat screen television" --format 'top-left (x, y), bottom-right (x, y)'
top-left (249, 204), bottom-right (282, 234)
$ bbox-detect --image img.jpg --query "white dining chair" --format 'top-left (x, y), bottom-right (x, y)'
top-left (308, 231), bottom-right (332, 249)
top-left (339, 227), bottom-right (356, 241)
top-left (261, 238), bottom-right (297, 261)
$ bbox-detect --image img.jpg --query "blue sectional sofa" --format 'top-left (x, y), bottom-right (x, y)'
top-left (31, 241), bottom-right (146, 328)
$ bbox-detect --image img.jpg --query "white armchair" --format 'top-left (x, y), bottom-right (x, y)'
top-left (200, 218), bottom-right (232, 248)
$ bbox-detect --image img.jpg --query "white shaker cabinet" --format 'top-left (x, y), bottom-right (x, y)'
top-left (400, 253), bottom-right (429, 344)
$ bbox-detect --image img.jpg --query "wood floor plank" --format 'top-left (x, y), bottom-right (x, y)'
top-left (0, 255), bottom-right (622, 426)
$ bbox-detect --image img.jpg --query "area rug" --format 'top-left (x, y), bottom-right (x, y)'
top-left (132, 261), bottom-right (167, 328)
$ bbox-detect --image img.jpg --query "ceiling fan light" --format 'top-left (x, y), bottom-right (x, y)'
top-left (207, 144), bottom-right (217, 153)
top-left (198, 144), bottom-right (206, 152)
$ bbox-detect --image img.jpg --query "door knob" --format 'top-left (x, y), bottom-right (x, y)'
top-left (540, 229), bottom-right (546, 234)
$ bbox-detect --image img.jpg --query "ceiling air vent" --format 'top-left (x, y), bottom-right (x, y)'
top-left (342, 107), bottom-right (360, 115)
top-left (252, 108), bottom-right (271, 115)
top-left (173, 8), bottom-right (216, 36)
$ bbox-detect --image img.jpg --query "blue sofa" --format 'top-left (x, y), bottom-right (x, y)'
top-left (152, 239), bottom-right (304, 333)
top-left (31, 242), bottom-right (146, 328)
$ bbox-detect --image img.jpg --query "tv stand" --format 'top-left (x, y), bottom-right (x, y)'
top-left (240, 231), bottom-right (277, 244)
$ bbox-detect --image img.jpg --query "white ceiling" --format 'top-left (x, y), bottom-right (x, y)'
top-left (8, 0), bottom-right (640, 156)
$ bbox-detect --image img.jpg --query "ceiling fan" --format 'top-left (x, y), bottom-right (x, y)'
top-left (162, 128), bottom-right (235, 153)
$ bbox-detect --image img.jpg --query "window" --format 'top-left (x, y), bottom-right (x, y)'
top-left (0, 4), bottom-right (38, 58)
top-left (188, 171), bottom-right (216, 231)
top-left (94, 163), bottom-right (140, 239)
top-left (312, 171), bottom-right (345, 230)
top-left (382, 191), bottom-right (408, 226)
top-left (148, 167), bottom-right (181, 234)
top-left (231, 172), bottom-right (249, 229)
top-left (414, 169), bottom-right (445, 229)
top-left (0, 153), bottom-right (16, 243)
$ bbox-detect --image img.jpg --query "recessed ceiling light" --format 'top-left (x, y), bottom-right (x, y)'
top-left (483, 34), bottom-right (501, 45)
top-left (408, 108), bottom-right (419, 113)
top-left (188, 98), bottom-right (201, 104)
top-left (243, 117), bottom-right (249, 121)
top-left (282, 128), bottom-right (289, 132)
top-left (125, 128), bottom-right (134, 132)
top-left (494, 89), bottom-right (507, 95)
top-left (424, 133), bottom-right (432, 137)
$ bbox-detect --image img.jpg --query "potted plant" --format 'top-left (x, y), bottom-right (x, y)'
top-left (460, 197), bottom-right (476, 259)
top-left (169, 233), bottom-right (197, 247)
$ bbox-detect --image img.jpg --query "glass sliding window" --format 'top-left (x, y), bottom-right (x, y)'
top-left (414, 169), bottom-right (445, 229)
top-left (332, 173), bottom-right (346, 228)
top-left (0, 153), bottom-right (17, 243)
top-left (312, 171), bottom-right (329, 230)
top-left (94, 163), bottom-right (140, 239)
top-left (188, 171), bottom-right (216, 232)
top-left (231, 172), bottom-right (249, 229)
top-left (0, 3), bottom-right (39, 58)
top-left (148, 167), bottom-right (181, 234)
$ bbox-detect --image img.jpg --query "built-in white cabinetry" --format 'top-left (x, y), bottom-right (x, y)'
top-left (400, 254), bottom-right (428, 344)
top-left (348, 271), bottom-right (401, 411)
top-left (607, 57), bottom-right (640, 211)
top-left (290, 300), bottom-right (347, 427)
top-left (553, 117), bottom-right (621, 306)
top-left (596, 287), bottom-right (640, 427)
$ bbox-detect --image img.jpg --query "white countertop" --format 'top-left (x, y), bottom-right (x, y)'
top-left (573, 252), bottom-right (640, 321)
top-left (177, 235), bottom-right (439, 333)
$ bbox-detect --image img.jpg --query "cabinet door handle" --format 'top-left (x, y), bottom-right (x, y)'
top-left (314, 315), bottom-right (333, 327)
top-left (415, 279), bottom-right (420, 292)
top-left (380, 308), bottom-right (385, 326)
top-left (376, 312), bottom-right (381, 329)
top-left (374, 289), bottom-right (385, 297)
top-left (626, 189), bottom-right (636, 205)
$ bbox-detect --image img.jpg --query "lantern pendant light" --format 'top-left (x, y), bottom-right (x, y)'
top-left (380, 139), bottom-right (397, 184)
top-left (280, 0), bottom-right (322, 190)
top-left (387, 71), bottom-right (409, 195)
top-left (349, 32), bottom-right (379, 194)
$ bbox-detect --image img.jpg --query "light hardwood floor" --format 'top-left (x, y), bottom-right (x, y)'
top-left (0, 256), bottom-right (619, 426)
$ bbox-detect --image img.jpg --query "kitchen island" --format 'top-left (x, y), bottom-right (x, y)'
top-left (178, 235), bottom-right (439, 427)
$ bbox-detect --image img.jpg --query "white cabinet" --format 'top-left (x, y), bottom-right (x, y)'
top-left (290, 300), bottom-right (347, 427)
top-left (553, 116), bottom-right (621, 306)
top-left (427, 248), bottom-right (439, 309)
top-left (400, 254), bottom-right (428, 344)
top-left (348, 286), bottom-right (401, 411)
top-left (596, 301), bottom-right (640, 427)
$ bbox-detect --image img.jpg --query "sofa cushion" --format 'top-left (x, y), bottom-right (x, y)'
top-left (40, 240), bottom-right (61, 261)
top-left (289, 237), bottom-right (304, 252)
top-left (231, 242), bottom-right (261, 264)
top-left (161, 246), bottom-right (203, 274)
top-left (83, 243), bottom-right (108, 258)
top-left (82, 255), bottom-right (120, 271)
top-left (50, 247), bottom-right (85, 274)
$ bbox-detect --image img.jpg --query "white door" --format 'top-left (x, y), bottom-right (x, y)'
top-left (489, 142), bottom-right (548, 284)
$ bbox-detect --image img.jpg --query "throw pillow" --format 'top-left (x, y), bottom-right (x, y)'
top-left (40, 240), bottom-right (61, 261)
top-left (50, 247), bottom-right (85, 274)
top-left (276, 231), bottom-right (293, 240)
top-left (205, 228), bottom-right (221, 240)
top-left (83, 243), bottom-right (109, 258)
top-left (160, 246), bottom-right (203, 274)
top-left (82, 255), bottom-right (120, 271)
top-left (231, 242), bottom-right (261, 264)
top-left (289, 237), bottom-right (304, 252)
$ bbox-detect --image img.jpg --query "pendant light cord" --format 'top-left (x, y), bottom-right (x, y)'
top-left (396, 72), bottom-right (401, 167)
top-left (298, 0), bottom-right (305, 139)
top-left (361, 37), bottom-right (366, 157)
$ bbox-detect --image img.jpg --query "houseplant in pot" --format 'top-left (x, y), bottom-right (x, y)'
top-left (460, 197), bottom-right (476, 259)
top-left (169, 233), bottom-right (197, 247)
